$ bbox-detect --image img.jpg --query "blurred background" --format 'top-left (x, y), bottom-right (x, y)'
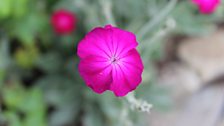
top-left (0, 0), bottom-right (224, 126)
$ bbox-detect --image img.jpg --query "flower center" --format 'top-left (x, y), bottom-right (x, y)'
top-left (110, 56), bottom-right (119, 64)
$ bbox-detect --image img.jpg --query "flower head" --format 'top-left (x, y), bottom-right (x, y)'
top-left (51, 9), bottom-right (76, 34)
top-left (77, 25), bottom-right (144, 97)
top-left (192, 0), bottom-right (221, 14)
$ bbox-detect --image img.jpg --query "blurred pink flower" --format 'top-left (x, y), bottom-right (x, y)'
top-left (192, 0), bottom-right (221, 14)
top-left (77, 25), bottom-right (144, 97)
top-left (51, 9), bottom-right (76, 34)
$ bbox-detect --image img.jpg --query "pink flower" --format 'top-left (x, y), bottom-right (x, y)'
top-left (77, 25), bottom-right (144, 97)
top-left (51, 9), bottom-right (77, 34)
top-left (192, 0), bottom-right (221, 14)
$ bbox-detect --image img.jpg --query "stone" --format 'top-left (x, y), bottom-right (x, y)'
top-left (158, 62), bottom-right (201, 101)
top-left (178, 30), bottom-right (224, 83)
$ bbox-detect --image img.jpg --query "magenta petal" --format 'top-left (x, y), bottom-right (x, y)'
top-left (78, 56), bottom-right (112, 93)
top-left (111, 49), bottom-right (144, 97)
top-left (192, 0), bottom-right (220, 14)
top-left (77, 27), bottom-right (113, 59)
top-left (120, 49), bottom-right (144, 71)
top-left (110, 65), bottom-right (133, 97)
top-left (199, 2), bottom-right (217, 14)
top-left (111, 27), bottom-right (138, 57)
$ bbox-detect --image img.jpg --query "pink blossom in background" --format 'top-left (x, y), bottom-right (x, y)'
top-left (51, 9), bottom-right (76, 34)
top-left (192, 0), bottom-right (221, 14)
top-left (77, 25), bottom-right (144, 97)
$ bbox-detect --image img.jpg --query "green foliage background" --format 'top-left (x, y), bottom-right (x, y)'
top-left (0, 0), bottom-right (223, 126)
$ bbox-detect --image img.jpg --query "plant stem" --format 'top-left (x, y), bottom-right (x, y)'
top-left (99, 0), bottom-right (117, 26)
top-left (137, 0), bottom-right (177, 40)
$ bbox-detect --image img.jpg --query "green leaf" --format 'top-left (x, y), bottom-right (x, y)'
top-left (83, 104), bottom-right (105, 126)
top-left (13, 0), bottom-right (28, 18)
top-left (35, 75), bottom-right (82, 125)
top-left (0, 38), bottom-right (10, 88)
top-left (49, 105), bottom-right (78, 126)
top-left (2, 84), bottom-right (26, 110)
top-left (24, 113), bottom-right (46, 126)
top-left (0, 0), bottom-right (12, 19)
top-left (23, 88), bottom-right (47, 126)
top-left (20, 88), bottom-right (46, 113)
top-left (36, 52), bottom-right (63, 74)
top-left (0, 70), bottom-right (5, 88)
top-left (4, 111), bottom-right (22, 126)
top-left (0, 38), bottom-right (11, 69)
top-left (98, 93), bottom-right (122, 124)
top-left (14, 45), bottom-right (39, 69)
top-left (10, 12), bottom-right (48, 45)
top-left (36, 75), bottom-right (82, 105)
top-left (3, 85), bottom-right (47, 126)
